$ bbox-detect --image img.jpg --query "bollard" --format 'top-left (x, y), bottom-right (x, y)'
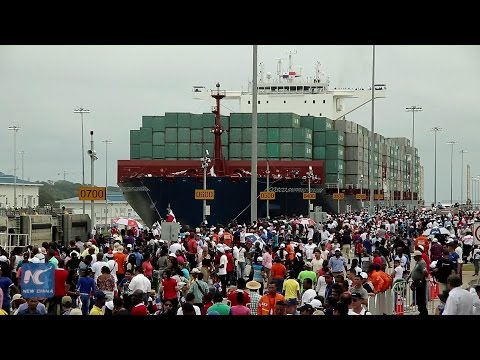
top-left (395, 292), bottom-right (404, 315)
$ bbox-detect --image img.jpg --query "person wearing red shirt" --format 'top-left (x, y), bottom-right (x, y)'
top-left (50, 259), bottom-right (69, 315)
top-left (225, 247), bottom-right (235, 285)
top-left (417, 245), bottom-right (431, 275)
top-left (159, 269), bottom-right (179, 311)
top-left (130, 290), bottom-right (149, 315)
top-left (227, 278), bottom-right (251, 306)
top-left (222, 229), bottom-right (233, 248)
top-left (187, 233), bottom-right (198, 269)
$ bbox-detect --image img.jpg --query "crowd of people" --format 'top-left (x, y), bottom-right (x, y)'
top-left (1, 206), bottom-right (480, 315)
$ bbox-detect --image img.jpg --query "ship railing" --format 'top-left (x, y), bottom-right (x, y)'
top-left (325, 183), bottom-right (339, 189)
top-left (210, 89), bottom-right (226, 96)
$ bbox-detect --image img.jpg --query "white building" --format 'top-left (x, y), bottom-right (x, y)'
top-left (55, 192), bottom-right (142, 227)
top-left (0, 174), bottom-right (42, 209)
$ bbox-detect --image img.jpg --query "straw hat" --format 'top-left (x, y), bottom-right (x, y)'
top-left (246, 281), bottom-right (261, 290)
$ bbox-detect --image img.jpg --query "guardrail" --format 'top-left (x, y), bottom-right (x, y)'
top-left (0, 233), bottom-right (31, 254)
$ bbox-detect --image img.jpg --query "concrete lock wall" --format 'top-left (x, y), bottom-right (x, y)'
top-left (60, 214), bottom-right (90, 245)
top-left (22, 215), bottom-right (53, 247)
top-left (0, 216), bottom-right (8, 248)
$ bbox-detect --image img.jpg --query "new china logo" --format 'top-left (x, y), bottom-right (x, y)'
top-left (21, 263), bottom-right (55, 298)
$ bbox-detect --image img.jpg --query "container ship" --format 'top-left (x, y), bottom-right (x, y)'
top-left (118, 54), bottom-right (424, 227)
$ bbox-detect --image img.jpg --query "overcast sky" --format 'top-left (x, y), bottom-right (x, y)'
top-left (0, 45), bottom-right (479, 204)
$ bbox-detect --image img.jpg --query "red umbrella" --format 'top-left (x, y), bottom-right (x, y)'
top-left (292, 218), bottom-right (316, 227)
top-left (111, 217), bottom-right (143, 228)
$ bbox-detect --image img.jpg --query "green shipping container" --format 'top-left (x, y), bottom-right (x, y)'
top-left (313, 146), bottom-right (326, 159)
top-left (326, 174), bottom-right (345, 187)
top-left (165, 113), bottom-right (178, 127)
top-left (258, 143), bottom-right (267, 158)
top-left (258, 128), bottom-right (267, 143)
top-left (267, 113), bottom-right (280, 127)
top-left (313, 117), bottom-right (333, 132)
top-left (165, 144), bottom-right (177, 158)
top-left (267, 143), bottom-right (280, 158)
top-left (203, 128), bottom-right (214, 143)
top-left (190, 114), bottom-right (203, 129)
top-left (222, 146), bottom-right (229, 160)
top-left (190, 144), bottom-right (203, 158)
top-left (242, 113), bottom-right (252, 128)
top-left (221, 115), bottom-right (230, 130)
top-left (152, 145), bottom-right (165, 159)
top-left (229, 128), bottom-right (242, 143)
top-left (326, 160), bottom-right (345, 174)
top-left (190, 129), bottom-right (203, 143)
top-left (313, 132), bottom-right (326, 146)
top-left (165, 128), bottom-right (177, 143)
top-left (230, 113), bottom-right (243, 128)
top-left (267, 128), bottom-right (280, 142)
top-left (279, 113), bottom-right (301, 128)
top-left (178, 143), bottom-right (190, 158)
top-left (139, 127), bottom-right (153, 143)
top-left (221, 131), bottom-right (229, 145)
top-left (202, 113), bottom-right (215, 128)
top-left (130, 130), bottom-right (140, 145)
top-left (130, 144), bottom-right (140, 159)
top-left (152, 131), bottom-right (165, 145)
top-left (204, 143), bottom-right (214, 157)
top-left (229, 143), bottom-right (242, 158)
top-left (280, 143), bottom-right (292, 158)
top-left (151, 116), bottom-right (165, 131)
top-left (242, 143), bottom-right (251, 158)
top-left (258, 113), bottom-right (268, 128)
top-left (300, 116), bottom-right (314, 131)
top-left (178, 128), bottom-right (190, 143)
top-left (293, 144), bottom-right (312, 158)
top-left (177, 113), bottom-right (191, 127)
top-left (242, 128), bottom-right (252, 142)
top-left (280, 128), bottom-right (293, 142)
top-left (142, 116), bottom-right (154, 128)
top-left (292, 128), bottom-right (313, 143)
top-left (325, 130), bottom-right (345, 145)
top-left (140, 143), bottom-right (153, 159)
top-left (326, 145), bottom-right (345, 160)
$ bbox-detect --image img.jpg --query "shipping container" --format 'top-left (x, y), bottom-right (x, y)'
top-left (280, 128), bottom-right (293, 143)
top-left (267, 143), bottom-right (280, 158)
top-left (165, 113), bottom-right (178, 128)
top-left (140, 143), bottom-right (153, 159)
top-left (325, 130), bottom-right (345, 145)
top-left (326, 174), bottom-right (345, 187)
top-left (292, 128), bottom-right (313, 143)
top-left (313, 117), bottom-right (333, 132)
top-left (152, 145), bottom-right (165, 159)
top-left (267, 113), bottom-right (280, 128)
top-left (345, 175), bottom-right (368, 188)
top-left (130, 144), bottom-right (140, 159)
top-left (345, 133), bottom-right (364, 147)
top-left (293, 144), bottom-right (312, 159)
top-left (326, 160), bottom-right (345, 174)
top-left (190, 129), bottom-right (203, 143)
top-left (280, 143), bottom-right (293, 158)
top-left (202, 113), bottom-right (215, 128)
top-left (258, 143), bottom-right (267, 159)
top-left (345, 147), bottom-right (364, 161)
top-left (230, 113), bottom-right (243, 128)
top-left (177, 113), bottom-right (191, 128)
top-left (165, 128), bottom-right (178, 143)
top-left (152, 131), bottom-right (165, 146)
top-left (151, 116), bottom-right (165, 131)
top-left (242, 143), bottom-right (251, 158)
top-left (221, 115), bottom-right (230, 130)
top-left (313, 132), bottom-right (326, 146)
top-left (222, 145), bottom-right (229, 160)
top-left (345, 161), bottom-right (363, 175)
top-left (300, 116), bottom-right (314, 130)
top-left (190, 143), bottom-right (203, 158)
top-left (203, 128), bottom-right (214, 143)
top-left (130, 130), bottom-right (140, 145)
top-left (278, 113), bottom-right (301, 128)
top-left (242, 128), bottom-right (252, 142)
top-left (139, 127), bottom-right (153, 143)
top-left (177, 128), bottom-right (190, 143)
top-left (258, 128), bottom-right (267, 143)
top-left (165, 143), bottom-right (177, 158)
top-left (190, 114), bottom-right (203, 129)
top-left (258, 113), bottom-right (268, 128)
top-left (229, 143), bottom-right (242, 158)
top-left (313, 146), bottom-right (326, 159)
top-left (351, 122), bottom-right (358, 134)
top-left (326, 145), bottom-right (345, 160)
top-left (267, 128), bottom-right (280, 143)
top-left (229, 128), bottom-right (242, 143)
top-left (142, 116), bottom-right (154, 128)
top-left (334, 120), bottom-right (352, 133)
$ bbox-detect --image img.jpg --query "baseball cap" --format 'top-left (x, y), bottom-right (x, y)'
top-left (417, 245), bottom-right (424, 251)
top-left (257, 256), bottom-right (263, 262)
top-left (360, 272), bottom-right (368, 280)
top-left (413, 250), bottom-right (422, 257)
top-left (94, 290), bottom-right (106, 300)
top-left (309, 299), bottom-right (323, 309)
top-left (10, 294), bottom-right (23, 303)
top-left (351, 292), bottom-right (363, 299)
top-left (0, 255), bottom-right (8, 263)
top-left (299, 303), bottom-right (313, 312)
top-left (61, 296), bottom-right (73, 306)
top-left (69, 308), bottom-right (83, 315)
top-left (286, 299), bottom-right (298, 306)
top-left (168, 253), bottom-right (176, 257)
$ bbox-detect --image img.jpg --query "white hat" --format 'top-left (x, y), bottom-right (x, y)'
top-left (279, 243), bottom-right (285, 249)
top-left (105, 301), bottom-right (114, 311)
top-left (257, 256), bottom-right (263, 262)
top-left (0, 255), bottom-right (8, 263)
top-left (295, 252), bottom-right (302, 258)
top-left (432, 238), bottom-right (438, 242)
top-left (126, 244), bottom-right (133, 248)
top-left (86, 242), bottom-right (92, 247)
top-left (446, 239), bottom-right (454, 244)
top-left (34, 253), bottom-right (46, 261)
top-left (430, 261), bottom-right (437, 269)
top-left (69, 308), bottom-right (83, 315)
top-left (334, 248), bottom-right (341, 252)
top-left (224, 246), bottom-right (231, 251)
top-left (309, 299), bottom-right (323, 309)
top-left (191, 268), bottom-right (201, 274)
top-left (360, 272), bottom-right (368, 280)
top-left (218, 247), bottom-right (225, 254)
top-left (417, 245), bottom-right (424, 251)
top-left (305, 262), bottom-right (312, 268)
top-left (394, 256), bottom-right (401, 261)
top-left (168, 253), bottom-right (176, 257)
top-left (413, 250), bottom-right (422, 257)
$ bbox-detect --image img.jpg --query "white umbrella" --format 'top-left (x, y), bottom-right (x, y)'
top-left (112, 217), bottom-right (143, 228)
top-left (422, 227), bottom-right (450, 236)
top-left (245, 233), bottom-right (265, 249)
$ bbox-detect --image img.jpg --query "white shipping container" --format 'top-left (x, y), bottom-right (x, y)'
top-left (334, 119), bottom-right (353, 133)
top-left (345, 146), bottom-right (364, 161)
top-left (345, 160), bottom-right (363, 175)
top-left (345, 133), bottom-right (364, 147)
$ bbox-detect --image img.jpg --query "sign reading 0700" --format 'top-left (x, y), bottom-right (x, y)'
top-left (79, 186), bottom-right (106, 201)
top-left (21, 263), bottom-right (55, 298)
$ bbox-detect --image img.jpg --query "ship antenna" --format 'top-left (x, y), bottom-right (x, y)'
top-left (259, 62), bottom-right (265, 83)
top-left (315, 61), bottom-right (321, 81)
top-left (211, 82), bottom-right (226, 176)
top-left (276, 58), bottom-right (283, 82)
top-left (288, 49), bottom-right (297, 71)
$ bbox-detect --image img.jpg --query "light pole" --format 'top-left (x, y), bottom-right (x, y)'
top-left (87, 131), bottom-right (97, 230)
top-left (19, 150), bottom-right (26, 208)
top-left (406, 106), bottom-right (422, 209)
top-left (360, 174), bottom-right (364, 208)
top-left (430, 127), bottom-right (442, 205)
top-left (266, 160), bottom-right (270, 219)
top-left (459, 150), bottom-right (467, 205)
top-left (306, 166), bottom-right (314, 215)
top-left (369, 44), bottom-right (376, 215)
top-left (74, 107), bottom-right (90, 214)
top-left (201, 149), bottom-right (211, 223)
top-left (250, 45), bottom-right (258, 224)
top-left (8, 126), bottom-right (21, 209)
top-left (337, 171), bottom-right (341, 214)
top-left (446, 141), bottom-right (457, 205)
top-left (102, 140), bottom-right (112, 230)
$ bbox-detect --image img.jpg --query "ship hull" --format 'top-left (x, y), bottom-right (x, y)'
top-left (120, 176), bottom-right (338, 227)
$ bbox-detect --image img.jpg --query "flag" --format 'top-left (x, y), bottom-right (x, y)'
top-left (210, 165), bottom-right (216, 177)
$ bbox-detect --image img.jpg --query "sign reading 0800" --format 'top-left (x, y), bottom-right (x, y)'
top-left (79, 186), bottom-right (106, 201)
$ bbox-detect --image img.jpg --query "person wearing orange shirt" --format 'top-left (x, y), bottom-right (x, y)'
top-left (113, 246), bottom-right (127, 283)
top-left (258, 281), bottom-right (286, 315)
top-left (222, 229), bottom-right (233, 248)
top-left (414, 235), bottom-right (430, 255)
top-left (368, 264), bottom-right (385, 293)
top-left (270, 257), bottom-right (287, 293)
top-left (286, 240), bottom-right (295, 268)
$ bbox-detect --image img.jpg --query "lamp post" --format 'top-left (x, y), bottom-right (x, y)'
top-left (74, 107), bottom-right (90, 214)
top-left (19, 150), bottom-right (26, 208)
top-left (87, 131), bottom-right (97, 230)
top-left (102, 140), bottom-right (112, 230)
top-left (446, 141), bottom-right (457, 205)
top-left (459, 150), bottom-right (467, 205)
top-left (406, 106), bottom-right (422, 210)
top-left (201, 149), bottom-right (211, 223)
top-left (266, 160), bottom-right (270, 219)
top-left (306, 166), bottom-right (314, 215)
top-left (369, 44), bottom-right (376, 215)
top-left (430, 127), bottom-right (442, 205)
top-left (250, 45), bottom-right (258, 224)
top-left (8, 126), bottom-right (21, 209)
top-left (360, 174), bottom-right (364, 208)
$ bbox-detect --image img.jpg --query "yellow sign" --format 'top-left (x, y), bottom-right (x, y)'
top-left (333, 192), bottom-right (345, 200)
top-left (78, 187), bottom-right (106, 201)
top-left (303, 192), bottom-right (316, 200)
top-left (356, 194), bottom-right (367, 200)
top-left (375, 194), bottom-right (384, 200)
top-left (195, 189), bottom-right (215, 200)
top-left (260, 191), bottom-right (276, 200)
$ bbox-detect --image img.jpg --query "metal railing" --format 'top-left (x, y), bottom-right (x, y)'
top-left (0, 233), bottom-right (31, 254)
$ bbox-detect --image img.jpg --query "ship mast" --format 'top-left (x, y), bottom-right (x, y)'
top-left (211, 83), bottom-right (226, 176)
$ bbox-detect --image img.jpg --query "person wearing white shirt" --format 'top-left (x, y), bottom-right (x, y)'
top-left (128, 266), bottom-right (152, 294)
top-left (300, 278), bottom-right (317, 306)
top-left (462, 232), bottom-right (474, 262)
top-left (320, 229), bottom-right (330, 243)
top-left (315, 275), bottom-right (327, 298)
top-left (91, 253), bottom-right (108, 281)
top-left (471, 286), bottom-right (480, 315)
top-left (304, 239), bottom-right (316, 261)
top-left (472, 245), bottom-right (480, 276)
top-left (442, 274), bottom-right (473, 315)
top-left (177, 293), bottom-right (201, 315)
top-left (169, 240), bottom-right (182, 255)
